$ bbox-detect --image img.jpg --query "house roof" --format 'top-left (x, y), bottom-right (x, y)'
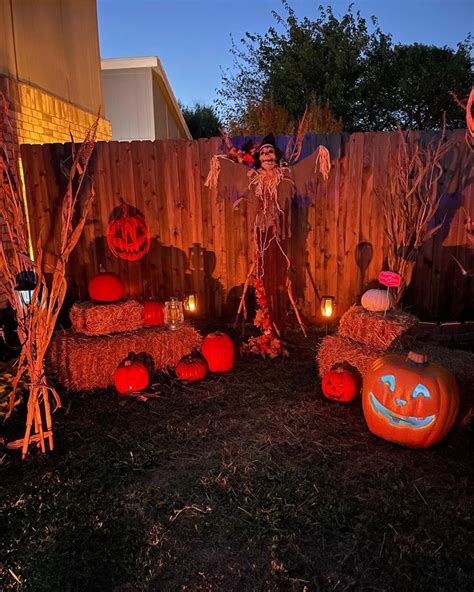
top-left (101, 56), bottom-right (192, 140)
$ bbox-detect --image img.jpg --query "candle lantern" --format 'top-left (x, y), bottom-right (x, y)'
top-left (15, 270), bottom-right (37, 306)
top-left (164, 297), bottom-right (184, 330)
top-left (184, 293), bottom-right (198, 313)
top-left (321, 295), bottom-right (336, 319)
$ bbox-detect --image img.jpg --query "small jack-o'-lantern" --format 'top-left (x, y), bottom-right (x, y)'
top-left (201, 332), bottom-right (235, 373)
top-left (106, 203), bottom-right (151, 261)
top-left (114, 359), bottom-right (149, 394)
top-left (322, 368), bottom-right (358, 403)
top-left (362, 352), bottom-right (459, 449)
top-left (176, 353), bottom-right (207, 382)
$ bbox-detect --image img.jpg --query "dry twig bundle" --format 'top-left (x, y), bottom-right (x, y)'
top-left (381, 125), bottom-right (452, 303)
top-left (70, 299), bottom-right (144, 336)
top-left (47, 324), bottom-right (202, 391)
top-left (0, 93), bottom-right (98, 457)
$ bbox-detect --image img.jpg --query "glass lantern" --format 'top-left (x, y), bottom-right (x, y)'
top-left (164, 297), bottom-right (184, 330)
top-left (320, 295), bottom-right (336, 319)
top-left (184, 293), bottom-right (198, 313)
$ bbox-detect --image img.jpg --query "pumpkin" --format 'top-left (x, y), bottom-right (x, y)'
top-left (176, 353), bottom-right (207, 382)
top-left (322, 368), bottom-right (358, 403)
top-left (201, 332), bottom-right (235, 373)
top-left (113, 359), bottom-right (149, 394)
top-left (88, 272), bottom-right (125, 302)
top-left (362, 351), bottom-right (459, 449)
top-left (106, 203), bottom-right (151, 261)
top-left (143, 301), bottom-right (164, 326)
top-left (361, 289), bottom-right (393, 312)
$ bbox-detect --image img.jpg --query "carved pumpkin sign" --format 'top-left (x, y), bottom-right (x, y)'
top-left (106, 203), bottom-right (151, 261)
top-left (362, 352), bottom-right (459, 449)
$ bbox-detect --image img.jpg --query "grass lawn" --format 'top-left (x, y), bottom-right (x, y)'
top-left (1, 327), bottom-right (473, 591)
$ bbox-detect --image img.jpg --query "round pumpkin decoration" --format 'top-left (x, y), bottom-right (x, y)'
top-left (176, 353), bottom-right (207, 382)
top-left (361, 289), bottom-right (393, 313)
top-left (143, 301), bottom-right (164, 326)
top-left (114, 359), bottom-right (150, 394)
top-left (106, 203), bottom-right (151, 261)
top-left (201, 332), bottom-right (235, 373)
top-left (322, 368), bottom-right (358, 403)
top-left (362, 351), bottom-right (459, 449)
top-left (88, 272), bottom-right (125, 302)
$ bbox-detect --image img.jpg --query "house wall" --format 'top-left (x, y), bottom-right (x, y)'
top-left (0, 0), bottom-right (111, 309)
top-left (102, 68), bottom-right (155, 141)
top-left (152, 72), bottom-right (182, 140)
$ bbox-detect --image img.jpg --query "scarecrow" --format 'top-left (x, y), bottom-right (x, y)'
top-left (205, 120), bottom-right (331, 357)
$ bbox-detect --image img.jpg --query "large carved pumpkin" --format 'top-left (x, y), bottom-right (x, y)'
top-left (106, 203), bottom-right (151, 261)
top-left (114, 359), bottom-right (149, 394)
top-left (88, 272), bottom-right (125, 302)
top-left (362, 352), bottom-right (459, 449)
top-left (176, 353), bottom-right (207, 382)
top-left (322, 368), bottom-right (358, 403)
top-left (361, 289), bottom-right (393, 312)
top-left (201, 332), bottom-right (235, 373)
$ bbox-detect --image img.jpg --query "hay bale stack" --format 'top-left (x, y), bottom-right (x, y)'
top-left (70, 300), bottom-right (144, 336)
top-left (47, 324), bottom-right (202, 391)
top-left (317, 335), bottom-right (383, 378)
top-left (338, 305), bottom-right (418, 351)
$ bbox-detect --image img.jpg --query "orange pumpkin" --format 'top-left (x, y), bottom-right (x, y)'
top-left (106, 203), bottom-right (151, 261)
top-left (201, 332), bottom-right (235, 373)
top-left (322, 368), bottom-right (358, 403)
top-left (362, 351), bottom-right (459, 449)
top-left (143, 301), bottom-right (164, 326)
top-left (88, 272), bottom-right (125, 302)
top-left (176, 353), bottom-right (207, 382)
top-left (114, 359), bottom-right (149, 394)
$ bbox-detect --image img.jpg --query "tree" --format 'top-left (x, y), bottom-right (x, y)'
top-left (182, 103), bottom-right (222, 138)
top-left (218, 1), bottom-right (472, 131)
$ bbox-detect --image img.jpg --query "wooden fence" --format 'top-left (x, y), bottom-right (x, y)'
top-left (20, 130), bottom-right (474, 322)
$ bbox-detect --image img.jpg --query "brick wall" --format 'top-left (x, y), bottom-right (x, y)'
top-left (0, 74), bottom-right (112, 308)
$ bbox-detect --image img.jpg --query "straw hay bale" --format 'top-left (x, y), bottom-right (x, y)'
top-left (317, 335), bottom-right (383, 379)
top-left (70, 299), bottom-right (144, 336)
top-left (338, 305), bottom-right (418, 351)
top-left (47, 324), bottom-right (202, 391)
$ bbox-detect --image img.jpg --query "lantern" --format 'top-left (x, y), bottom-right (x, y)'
top-left (184, 293), bottom-right (198, 313)
top-left (164, 297), bottom-right (184, 331)
top-left (321, 295), bottom-right (335, 319)
top-left (15, 270), bottom-right (37, 306)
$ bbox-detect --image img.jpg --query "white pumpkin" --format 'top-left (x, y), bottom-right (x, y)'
top-left (361, 289), bottom-right (393, 312)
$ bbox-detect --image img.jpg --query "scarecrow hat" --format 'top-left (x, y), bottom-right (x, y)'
top-left (254, 133), bottom-right (283, 168)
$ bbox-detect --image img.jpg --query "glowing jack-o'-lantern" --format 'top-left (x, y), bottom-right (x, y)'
top-left (106, 203), bottom-right (151, 261)
top-left (362, 352), bottom-right (459, 449)
top-left (322, 368), bottom-right (358, 403)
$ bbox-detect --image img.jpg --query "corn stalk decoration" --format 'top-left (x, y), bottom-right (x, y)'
top-left (0, 94), bottom-right (97, 458)
top-left (382, 123), bottom-right (452, 304)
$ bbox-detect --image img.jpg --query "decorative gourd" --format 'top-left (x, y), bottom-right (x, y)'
top-left (113, 359), bottom-right (149, 394)
top-left (361, 289), bottom-right (393, 312)
top-left (176, 353), bottom-right (207, 382)
top-left (106, 203), bottom-right (151, 261)
top-left (201, 332), bottom-right (235, 373)
top-left (143, 301), bottom-right (164, 326)
top-left (322, 368), bottom-right (358, 403)
top-left (362, 351), bottom-right (459, 449)
top-left (88, 272), bottom-right (125, 302)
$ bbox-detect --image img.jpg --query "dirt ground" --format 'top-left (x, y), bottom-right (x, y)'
top-left (1, 327), bottom-right (473, 591)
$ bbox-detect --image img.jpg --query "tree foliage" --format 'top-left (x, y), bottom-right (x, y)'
top-left (218, 1), bottom-right (473, 131)
top-left (182, 103), bottom-right (222, 138)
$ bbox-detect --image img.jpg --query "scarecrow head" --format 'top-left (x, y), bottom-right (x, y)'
top-left (254, 133), bottom-right (283, 170)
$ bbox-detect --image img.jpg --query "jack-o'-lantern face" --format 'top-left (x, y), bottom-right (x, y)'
top-left (322, 368), bottom-right (358, 403)
top-left (106, 203), bottom-right (151, 261)
top-left (362, 352), bottom-right (459, 449)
